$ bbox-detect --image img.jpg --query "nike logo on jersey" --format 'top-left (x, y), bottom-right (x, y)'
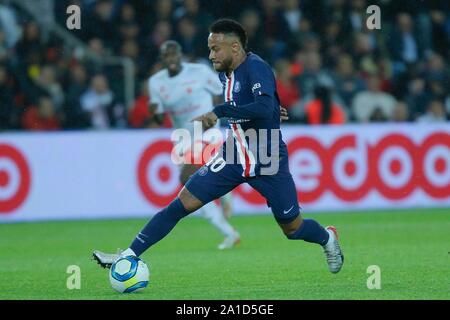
top-left (283, 205), bottom-right (294, 214)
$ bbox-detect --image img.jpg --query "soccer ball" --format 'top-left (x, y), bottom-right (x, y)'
top-left (109, 256), bottom-right (149, 293)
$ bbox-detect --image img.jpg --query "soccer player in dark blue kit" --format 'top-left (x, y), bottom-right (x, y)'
top-left (94, 19), bottom-right (344, 274)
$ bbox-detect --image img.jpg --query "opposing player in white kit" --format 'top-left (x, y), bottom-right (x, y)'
top-left (148, 40), bottom-right (240, 250)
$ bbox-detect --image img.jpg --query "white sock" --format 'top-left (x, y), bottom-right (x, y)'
top-left (121, 248), bottom-right (136, 257)
top-left (324, 229), bottom-right (333, 246)
top-left (220, 192), bottom-right (233, 215)
top-left (201, 201), bottom-right (235, 237)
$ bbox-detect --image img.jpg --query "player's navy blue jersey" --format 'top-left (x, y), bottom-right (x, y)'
top-left (213, 52), bottom-right (288, 177)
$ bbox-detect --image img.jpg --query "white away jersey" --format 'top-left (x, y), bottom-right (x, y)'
top-left (148, 63), bottom-right (222, 132)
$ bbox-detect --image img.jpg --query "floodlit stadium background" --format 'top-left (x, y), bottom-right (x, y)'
top-left (0, 0), bottom-right (448, 220)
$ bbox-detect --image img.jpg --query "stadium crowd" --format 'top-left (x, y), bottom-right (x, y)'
top-left (0, 0), bottom-right (449, 131)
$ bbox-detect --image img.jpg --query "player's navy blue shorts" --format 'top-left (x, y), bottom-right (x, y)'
top-left (185, 155), bottom-right (300, 223)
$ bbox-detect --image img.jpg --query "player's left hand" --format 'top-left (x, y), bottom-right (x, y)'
top-left (191, 111), bottom-right (218, 130)
top-left (280, 106), bottom-right (289, 122)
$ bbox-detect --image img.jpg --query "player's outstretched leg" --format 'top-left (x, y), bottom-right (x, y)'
top-left (93, 188), bottom-right (201, 268)
top-left (282, 216), bottom-right (344, 274)
top-left (181, 164), bottom-right (239, 249)
top-left (248, 167), bottom-right (343, 274)
top-left (201, 201), bottom-right (240, 250)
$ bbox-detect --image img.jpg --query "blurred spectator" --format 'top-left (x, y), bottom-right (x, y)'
top-left (21, 96), bottom-right (61, 131)
top-left (352, 74), bottom-right (397, 122)
top-left (281, 0), bottom-right (302, 34)
top-left (145, 20), bottom-right (173, 67)
top-left (260, 0), bottom-right (291, 61)
top-left (80, 74), bottom-right (126, 129)
top-left (391, 101), bottom-right (411, 122)
top-left (446, 95), bottom-right (450, 117)
top-left (34, 65), bottom-right (65, 111)
top-left (274, 59), bottom-right (301, 111)
top-left (0, 29), bottom-right (11, 63)
top-left (0, 65), bottom-right (19, 130)
top-left (121, 39), bottom-right (139, 62)
top-left (1, 0), bottom-right (449, 132)
top-left (147, 0), bottom-right (174, 32)
top-left (352, 32), bottom-right (378, 74)
top-left (0, 3), bottom-right (21, 49)
top-left (116, 3), bottom-right (140, 49)
top-left (333, 54), bottom-right (366, 108)
top-left (16, 21), bottom-right (44, 64)
top-left (300, 32), bottom-right (321, 53)
top-left (155, 0), bottom-right (174, 21)
top-left (88, 38), bottom-right (107, 58)
top-left (429, 9), bottom-right (449, 57)
top-left (369, 107), bottom-right (388, 122)
top-left (174, 0), bottom-right (214, 33)
top-left (120, 38), bottom-right (148, 82)
top-left (84, 0), bottom-right (116, 47)
top-left (174, 16), bottom-right (202, 59)
top-left (296, 51), bottom-right (334, 97)
top-left (347, 0), bottom-right (366, 32)
top-left (128, 81), bottom-right (172, 129)
top-left (404, 77), bottom-right (431, 120)
top-left (417, 99), bottom-right (447, 123)
top-left (322, 19), bottom-right (345, 60)
top-left (64, 64), bottom-right (90, 129)
top-left (424, 53), bottom-right (449, 85)
top-left (326, 0), bottom-right (348, 27)
top-left (389, 13), bottom-right (424, 74)
top-left (428, 78), bottom-right (447, 101)
top-left (239, 9), bottom-right (267, 56)
top-left (305, 85), bottom-right (346, 125)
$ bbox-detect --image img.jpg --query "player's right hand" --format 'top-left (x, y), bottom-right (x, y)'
top-left (191, 111), bottom-right (218, 130)
top-left (148, 103), bottom-right (158, 113)
top-left (280, 106), bottom-right (289, 122)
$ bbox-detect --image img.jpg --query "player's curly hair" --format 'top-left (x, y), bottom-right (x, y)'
top-left (209, 18), bottom-right (248, 50)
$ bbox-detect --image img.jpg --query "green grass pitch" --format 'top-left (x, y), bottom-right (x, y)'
top-left (0, 208), bottom-right (449, 300)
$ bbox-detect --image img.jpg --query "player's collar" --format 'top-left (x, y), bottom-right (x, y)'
top-left (227, 52), bottom-right (251, 76)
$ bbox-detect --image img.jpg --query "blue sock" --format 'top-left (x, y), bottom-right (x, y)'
top-left (130, 198), bottom-right (190, 256)
top-left (286, 218), bottom-right (330, 246)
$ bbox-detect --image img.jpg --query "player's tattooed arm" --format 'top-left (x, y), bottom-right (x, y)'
top-left (191, 111), bottom-right (218, 130)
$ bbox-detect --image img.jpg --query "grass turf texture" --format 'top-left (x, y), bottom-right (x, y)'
top-left (0, 208), bottom-right (448, 300)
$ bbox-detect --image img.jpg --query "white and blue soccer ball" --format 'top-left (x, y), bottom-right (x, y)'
top-left (109, 256), bottom-right (149, 293)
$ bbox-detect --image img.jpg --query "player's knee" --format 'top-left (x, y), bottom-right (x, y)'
top-left (279, 216), bottom-right (303, 238)
top-left (178, 187), bottom-right (203, 212)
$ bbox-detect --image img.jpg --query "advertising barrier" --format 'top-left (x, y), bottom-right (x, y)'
top-left (0, 124), bottom-right (448, 222)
